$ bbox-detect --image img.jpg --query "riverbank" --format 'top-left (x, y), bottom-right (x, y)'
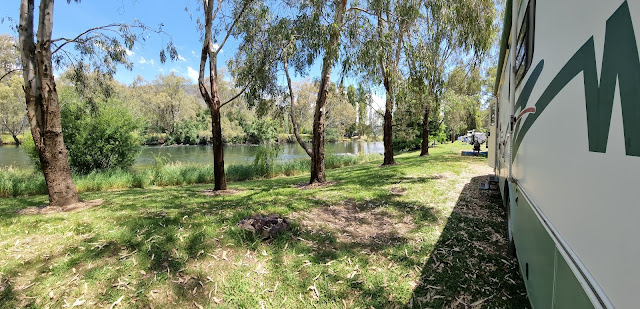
top-left (0, 142), bottom-right (529, 308)
top-left (0, 153), bottom-right (380, 198)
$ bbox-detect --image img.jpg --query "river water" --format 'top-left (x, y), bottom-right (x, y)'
top-left (0, 142), bottom-right (384, 170)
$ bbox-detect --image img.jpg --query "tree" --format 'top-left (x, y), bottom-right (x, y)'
top-left (196, 0), bottom-right (275, 190)
top-left (269, 0), bottom-right (348, 184)
top-left (0, 34), bottom-right (21, 82)
top-left (18, 0), bottom-right (175, 206)
top-left (0, 75), bottom-right (26, 145)
top-left (153, 73), bottom-right (200, 135)
top-left (356, 86), bottom-right (369, 137)
top-left (306, 0), bottom-right (348, 183)
top-left (326, 83), bottom-right (357, 139)
top-left (405, 0), bottom-right (496, 155)
top-left (350, 0), bottom-right (420, 165)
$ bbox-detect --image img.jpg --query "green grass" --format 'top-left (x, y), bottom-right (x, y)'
top-left (0, 142), bottom-right (529, 308)
top-left (0, 154), bottom-right (379, 198)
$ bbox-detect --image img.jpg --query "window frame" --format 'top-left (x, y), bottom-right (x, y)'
top-left (514, 0), bottom-right (536, 87)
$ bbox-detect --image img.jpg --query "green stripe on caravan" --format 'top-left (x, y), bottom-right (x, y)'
top-left (513, 1), bottom-right (640, 158)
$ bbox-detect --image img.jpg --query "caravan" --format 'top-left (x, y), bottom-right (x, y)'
top-left (490, 0), bottom-right (640, 308)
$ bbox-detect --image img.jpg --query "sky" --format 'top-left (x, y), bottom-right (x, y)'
top-left (0, 0), bottom-right (386, 108)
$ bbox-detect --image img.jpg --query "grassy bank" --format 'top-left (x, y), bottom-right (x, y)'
top-left (0, 142), bottom-right (529, 308)
top-left (0, 154), bottom-right (379, 198)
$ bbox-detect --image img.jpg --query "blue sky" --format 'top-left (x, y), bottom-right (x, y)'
top-left (0, 0), bottom-right (385, 106)
top-left (2, 0), bottom-right (237, 84)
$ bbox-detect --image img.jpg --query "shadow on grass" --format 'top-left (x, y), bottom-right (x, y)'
top-left (407, 176), bottom-right (530, 308)
top-left (0, 147), bottom-right (522, 308)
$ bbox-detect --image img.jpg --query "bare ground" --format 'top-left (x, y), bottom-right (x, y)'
top-left (18, 199), bottom-right (104, 215)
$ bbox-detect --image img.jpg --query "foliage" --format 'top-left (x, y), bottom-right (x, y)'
top-left (252, 145), bottom-right (282, 178)
top-left (21, 90), bottom-right (144, 175)
top-left (0, 35), bottom-right (26, 143)
top-left (60, 99), bottom-right (142, 174)
top-left (245, 118), bottom-right (279, 144)
top-left (0, 74), bottom-right (26, 143)
top-left (170, 119), bottom-right (206, 145)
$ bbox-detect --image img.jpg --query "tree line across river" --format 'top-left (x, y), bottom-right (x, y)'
top-left (0, 0), bottom-right (497, 208)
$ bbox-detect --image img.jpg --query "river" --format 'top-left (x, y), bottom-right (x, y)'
top-left (0, 142), bottom-right (384, 170)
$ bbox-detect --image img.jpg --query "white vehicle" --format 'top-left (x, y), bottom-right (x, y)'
top-left (489, 1), bottom-right (640, 308)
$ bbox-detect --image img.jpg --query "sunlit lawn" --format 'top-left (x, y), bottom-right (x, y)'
top-left (0, 142), bottom-right (529, 308)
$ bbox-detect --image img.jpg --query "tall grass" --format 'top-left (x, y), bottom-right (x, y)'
top-left (0, 154), bottom-right (380, 197)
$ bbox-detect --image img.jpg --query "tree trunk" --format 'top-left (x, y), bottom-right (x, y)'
top-left (420, 87), bottom-right (431, 156)
top-left (210, 103), bottom-right (227, 190)
top-left (310, 85), bottom-right (327, 183)
top-left (284, 57), bottom-right (312, 157)
top-left (12, 134), bottom-right (21, 145)
top-left (309, 0), bottom-right (347, 184)
top-left (19, 0), bottom-right (79, 207)
top-left (381, 73), bottom-right (395, 165)
top-left (420, 104), bottom-right (430, 156)
top-left (382, 108), bottom-right (395, 165)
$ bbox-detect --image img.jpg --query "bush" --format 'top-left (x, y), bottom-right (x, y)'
top-left (393, 137), bottom-right (422, 152)
top-left (252, 145), bottom-right (282, 178)
top-left (325, 128), bottom-right (341, 143)
top-left (61, 99), bottom-right (142, 174)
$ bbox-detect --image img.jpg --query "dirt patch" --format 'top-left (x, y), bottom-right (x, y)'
top-left (292, 200), bottom-right (415, 245)
top-left (389, 186), bottom-right (407, 195)
top-left (201, 189), bottom-right (244, 196)
top-left (294, 181), bottom-right (338, 190)
top-left (18, 199), bottom-right (103, 215)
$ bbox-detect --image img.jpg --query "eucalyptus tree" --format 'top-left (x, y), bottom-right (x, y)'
top-left (406, 0), bottom-right (496, 155)
top-left (264, 0), bottom-right (349, 184)
top-left (197, 0), bottom-right (278, 190)
top-left (18, 0), bottom-right (176, 206)
top-left (349, 0), bottom-right (420, 165)
top-left (300, 0), bottom-right (348, 183)
top-left (356, 85), bottom-right (369, 137)
top-left (0, 34), bottom-right (21, 82)
top-left (0, 35), bottom-right (25, 145)
top-left (0, 74), bottom-right (26, 145)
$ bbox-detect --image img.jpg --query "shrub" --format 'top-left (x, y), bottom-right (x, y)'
top-left (54, 99), bottom-right (143, 174)
top-left (252, 145), bottom-right (282, 178)
top-left (393, 137), bottom-right (422, 152)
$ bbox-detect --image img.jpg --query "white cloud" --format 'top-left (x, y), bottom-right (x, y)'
top-left (149, 59), bottom-right (155, 66)
top-left (138, 56), bottom-right (147, 64)
top-left (191, 50), bottom-right (196, 56)
top-left (178, 54), bottom-right (186, 61)
top-left (125, 49), bottom-right (134, 56)
top-left (187, 67), bottom-right (199, 83)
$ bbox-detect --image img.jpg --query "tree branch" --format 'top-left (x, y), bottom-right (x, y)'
top-left (51, 23), bottom-right (126, 54)
top-left (219, 80), bottom-right (252, 108)
top-left (0, 68), bottom-right (22, 82)
top-left (214, 0), bottom-right (252, 57)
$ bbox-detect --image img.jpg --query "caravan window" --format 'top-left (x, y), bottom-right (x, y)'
top-left (514, 1), bottom-right (535, 86)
